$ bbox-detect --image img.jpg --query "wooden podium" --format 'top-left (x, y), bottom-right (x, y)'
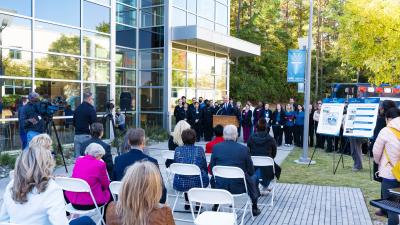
top-left (212, 115), bottom-right (239, 128)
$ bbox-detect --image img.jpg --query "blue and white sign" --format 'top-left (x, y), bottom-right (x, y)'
top-left (343, 98), bottom-right (380, 138)
top-left (298, 83), bottom-right (304, 93)
top-left (316, 98), bottom-right (346, 136)
top-left (287, 49), bottom-right (306, 83)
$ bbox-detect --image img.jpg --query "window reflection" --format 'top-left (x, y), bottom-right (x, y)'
top-left (139, 49), bottom-right (163, 69)
top-left (140, 70), bottom-right (163, 86)
top-left (1, 49), bottom-right (31, 77)
top-left (83, 31), bottom-right (110, 59)
top-left (139, 27), bottom-right (164, 49)
top-left (83, 59), bottom-right (110, 83)
top-left (173, 0), bottom-right (186, 9)
top-left (187, 0), bottom-right (196, 13)
top-left (116, 25), bottom-right (136, 48)
top-left (35, 0), bottom-right (80, 27)
top-left (140, 113), bottom-right (162, 129)
top-left (116, 47), bottom-right (136, 68)
top-left (140, 88), bottom-right (163, 112)
top-left (116, 69), bottom-right (136, 86)
top-left (117, 3), bottom-right (137, 27)
top-left (172, 70), bottom-right (185, 87)
top-left (215, 75), bottom-right (226, 90)
top-left (35, 53), bottom-right (80, 80)
top-left (197, 52), bottom-right (214, 74)
top-left (216, 3), bottom-right (228, 26)
top-left (198, 0), bottom-right (214, 21)
top-left (141, 0), bottom-right (164, 7)
top-left (116, 87), bottom-right (136, 111)
top-left (83, 1), bottom-right (110, 33)
top-left (172, 7), bottom-right (186, 27)
top-left (187, 72), bottom-right (196, 87)
top-left (187, 13), bottom-right (196, 26)
top-left (0, 0), bottom-right (31, 16)
top-left (187, 51), bottom-right (196, 73)
top-left (83, 83), bottom-right (110, 113)
top-left (118, 0), bottom-right (137, 7)
top-left (0, 14), bottom-right (31, 50)
top-left (35, 22), bottom-right (80, 55)
top-left (172, 49), bottom-right (186, 70)
top-left (197, 73), bottom-right (214, 89)
top-left (198, 89), bottom-right (215, 100)
top-left (197, 17), bottom-right (214, 30)
top-left (215, 24), bottom-right (227, 35)
top-left (0, 79), bottom-right (32, 119)
top-left (141, 6), bottom-right (164, 27)
top-left (215, 56), bottom-right (227, 75)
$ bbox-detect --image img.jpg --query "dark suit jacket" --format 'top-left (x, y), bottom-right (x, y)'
top-left (113, 148), bottom-right (167, 203)
top-left (210, 140), bottom-right (255, 194)
top-left (80, 137), bottom-right (114, 180)
top-left (219, 103), bottom-right (234, 115)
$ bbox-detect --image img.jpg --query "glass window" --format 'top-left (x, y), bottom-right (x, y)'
top-left (1, 49), bottom-right (31, 77)
top-left (172, 49), bottom-right (186, 70)
top-left (139, 49), bottom-right (163, 69)
top-left (187, 51), bottom-right (196, 73)
top-left (0, 0), bottom-right (31, 16)
top-left (198, 89), bottom-right (215, 100)
top-left (83, 31), bottom-right (110, 59)
top-left (116, 87), bottom-right (136, 111)
top-left (141, 6), bottom-right (163, 27)
top-left (197, 73), bottom-right (214, 89)
top-left (117, 3), bottom-right (137, 27)
top-left (139, 27), bottom-right (164, 49)
top-left (216, 2), bottom-right (228, 26)
top-left (83, 1), bottom-right (110, 33)
top-left (116, 25), bottom-right (136, 48)
top-left (215, 89), bottom-right (226, 100)
top-left (35, 22), bottom-right (80, 55)
top-left (198, 0), bottom-right (214, 21)
top-left (140, 113), bottom-right (162, 128)
top-left (35, 80), bottom-right (81, 116)
top-left (173, 0), bottom-right (186, 9)
top-left (0, 79), bottom-right (32, 117)
top-left (215, 56), bottom-right (227, 75)
top-left (172, 70), bottom-right (185, 87)
top-left (186, 88), bottom-right (195, 99)
top-left (171, 88), bottom-right (185, 100)
top-left (92, 0), bottom-right (111, 5)
top-left (0, 14), bottom-right (31, 50)
top-left (140, 88), bottom-right (163, 111)
top-left (172, 7), bottom-right (186, 27)
top-left (215, 75), bottom-right (226, 90)
top-left (187, 72), bottom-right (196, 87)
top-left (216, 0), bottom-right (228, 4)
top-left (35, 53), bottom-right (80, 80)
top-left (116, 48), bottom-right (136, 68)
top-left (35, 0), bottom-right (80, 27)
top-left (197, 17), bottom-right (214, 30)
top-left (197, 52), bottom-right (214, 74)
top-left (141, 0), bottom-right (163, 7)
top-left (0, 120), bottom-right (22, 150)
top-left (83, 59), bottom-right (110, 83)
top-left (215, 24), bottom-right (227, 35)
top-left (83, 83), bottom-right (110, 113)
top-left (140, 70), bottom-right (163, 86)
top-left (116, 69), bottom-right (136, 86)
top-left (187, 13), bottom-right (196, 26)
top-left (187, 0), bottom-right (196, 13)
top-left (118, 0), bottom-right (137, 7)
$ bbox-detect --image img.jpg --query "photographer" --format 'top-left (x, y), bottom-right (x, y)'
top-left (73, 92), bottom-right (97, 157)
top-left (115, 108), bottom-right (126, 131)
top-left (23, 92), bottom-right (45, 144)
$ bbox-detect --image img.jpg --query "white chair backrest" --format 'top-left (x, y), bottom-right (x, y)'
top-left (161, 150), bottom-right (175, 160)
top-left (54, 177), bottom-right (91, 193)
top-left (212, 166), bottom-right (245, 179)
top-left (109, 181), bottom-right (122, 196)
top-left (251, 156), bottom-right (274, 167)
top-left (169, 163), bottom-right (201, 176)
top-left (188, 188), bottom-right (234, 206)
top-left (205, 153), bottom-right (212, 163)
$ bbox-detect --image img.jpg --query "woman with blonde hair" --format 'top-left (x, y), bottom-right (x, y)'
top-left (0, 134), bottom-right (95, 225)
top-left (106, 161), bottom-right (175, 225)
top-left (166, 120), bottom-right (191, 167)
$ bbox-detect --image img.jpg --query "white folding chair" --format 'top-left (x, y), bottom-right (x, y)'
top-left (212, 166), bottom-right (253, 225)
top-left (251, 156), bottom-right (276, 206)
top-left (109, 181), bottom-right (122, 201)
top-left (169, 163), bottom-right (204, 214)
top-left (54, 177), bottom-right (106, 225)
top-left (188, 188), bottom-right (237, 225)
top-left (205, 153), bottom-right (212, 164)
top-left (161, 150), bottom-right (175, 187)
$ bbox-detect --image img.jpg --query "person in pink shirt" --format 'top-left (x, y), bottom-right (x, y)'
top-left (65, 143), bottom-right (111, 210)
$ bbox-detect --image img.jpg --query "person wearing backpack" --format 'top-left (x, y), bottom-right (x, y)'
top-left (373, 108), bottom-right (400, 225)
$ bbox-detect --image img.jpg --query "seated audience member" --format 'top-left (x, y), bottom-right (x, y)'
top-left (0, 134), bottom-right (95, 225)
top-left (65, 143), bottom-right (111, 210)
top-left (106, 161), bottom-right (175, 225)
top-left (247, 118), bottom-right (281, 195)
top-left (205, 124), bottom-right (224, 154)
top-left (173, 129), bottom-right (210, 210)
top-left (80, 122), bottom-right (113, 179)
top-left (373, 108), bottom-right (400, 225)
top-left (113, 128), bottom-right (167, 203)
top-left (166, 120), bottom-right (191, 167)
top-left (210, 125), bottom-right (261, 216)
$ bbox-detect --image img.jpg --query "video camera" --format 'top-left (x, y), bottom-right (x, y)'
top-left (37, 96), bottom-right (66, 118)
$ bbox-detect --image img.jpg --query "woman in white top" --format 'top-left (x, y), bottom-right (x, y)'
top-left (0, 134), bottom-right (95, 225)
top-left (313, 102), bottom-right (325, 148)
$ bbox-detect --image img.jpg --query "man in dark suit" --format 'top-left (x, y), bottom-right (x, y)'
top-left (210, 125), bottom-right (261, 216)
top-left (219, 96), bottom-right (234, 115)
top-left (113, 128), bottom-right (167, 203)
top-left (190, 102), bottom-right (203, 142)
top-left (202, 100), bottom-right (215, 141)
top-left (80, 122), bottom-right (114, 179)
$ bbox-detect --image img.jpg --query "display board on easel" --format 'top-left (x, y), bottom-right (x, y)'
top-left (316, 98), bottom-right (346, 136)
top-left (343, 98), bottom-right (380, 138)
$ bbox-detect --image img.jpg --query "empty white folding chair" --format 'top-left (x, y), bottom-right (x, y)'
top-left (188, 188), bottom-right (237, 225)
top-left (109, 181), bottom-right (122, 201)
top-left (161, 150), bottom-right (175, 187)
top-left (169, 163), bottom-right (204, 214)
top-left (212, 166), bottom-right (253, 225)
top-left (251, 156), bottom-right (276, 206)
top-left (54, 177), bottom-right (106, 225)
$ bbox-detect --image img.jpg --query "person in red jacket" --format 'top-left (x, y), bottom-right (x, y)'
top-left (205, 125), bottom-right (224, 154)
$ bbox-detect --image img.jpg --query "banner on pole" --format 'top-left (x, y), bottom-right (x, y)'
top-left (287, 49), bottom-right (306, 83)
top-left (316, 98), bottom-right (346, 136)
top-left (298, 82), bottom-right (304, 93)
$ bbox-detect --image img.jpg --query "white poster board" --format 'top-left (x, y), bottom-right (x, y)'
top-left (343, 98), bottom-right (380, 138)
top-left (316, 99), bottom-right (345, 136)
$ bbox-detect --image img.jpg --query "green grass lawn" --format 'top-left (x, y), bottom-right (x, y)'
top-left (279, 148), bottom-right (383, 223)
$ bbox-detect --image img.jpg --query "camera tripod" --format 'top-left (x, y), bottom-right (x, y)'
top-left (44, 116), bottom-right (68, 173)
top-left (103, 109), bottom-right (121, 156)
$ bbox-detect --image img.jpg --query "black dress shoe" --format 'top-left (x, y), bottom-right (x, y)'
top-left (184, 204), bottom-right (190, 210)
top-left (212, 204), bottom-right (219, 211)
top-left (252, 206), bottom-right (261, 216)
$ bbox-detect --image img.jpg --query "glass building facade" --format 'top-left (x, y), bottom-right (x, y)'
top-left (0, 0), bottom-right (259, 151)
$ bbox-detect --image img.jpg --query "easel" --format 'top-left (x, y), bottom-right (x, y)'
top-left (308, 135), bottom-right (342, 174)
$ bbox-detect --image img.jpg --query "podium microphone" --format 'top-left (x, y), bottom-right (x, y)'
top-left (216, 107), bottom-right (223, 115)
